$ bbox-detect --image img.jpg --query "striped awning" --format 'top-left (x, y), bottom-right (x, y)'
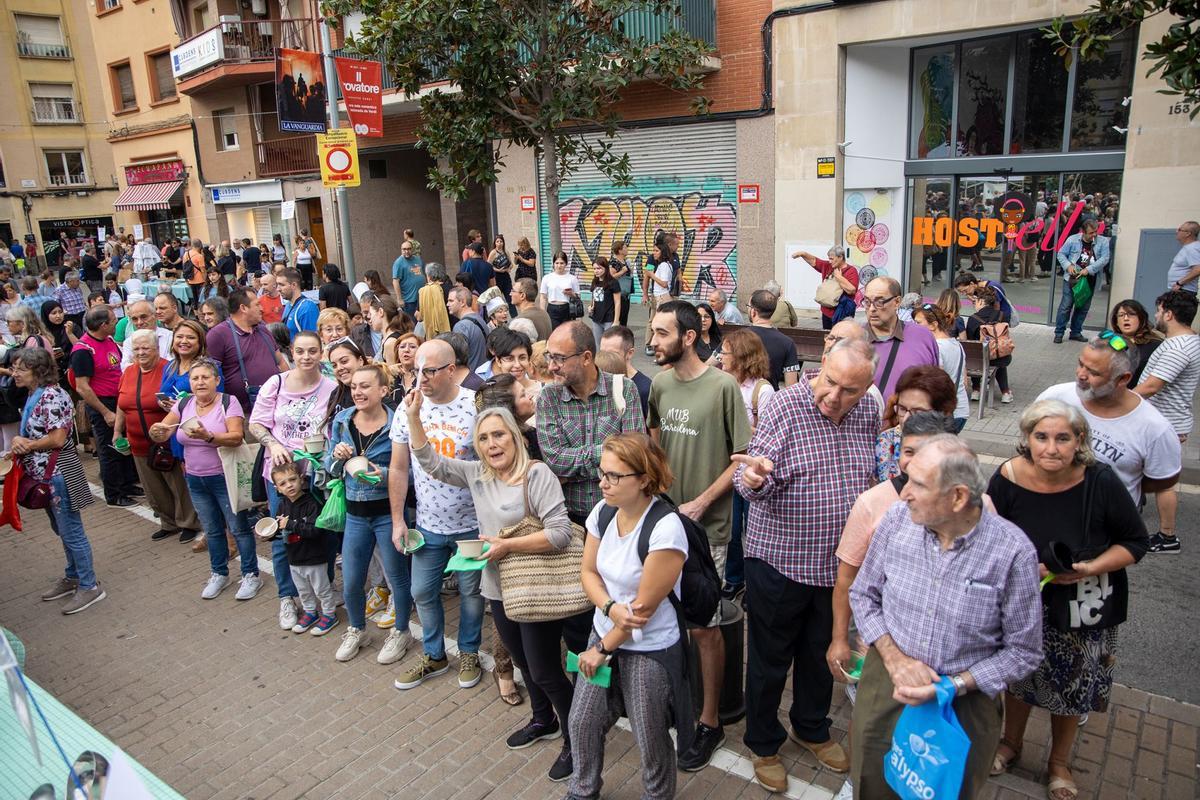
top-left (113, 180), bottom-right (184, 211)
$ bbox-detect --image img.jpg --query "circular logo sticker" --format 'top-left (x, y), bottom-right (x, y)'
top-left (855, 208), bottom-right (876, 229)
top-left (870, 223), bottom-right (890, 246)
top-left (868, 192), bottom-right (893, 217)
top-left (856, 229), bottom-right (877, 253)
top-left (845, 192), bottom-right (867, 214)
top-left (870, 248), bottom-right (889, 268)
top-left (845, 224), bottom-right (864, 247)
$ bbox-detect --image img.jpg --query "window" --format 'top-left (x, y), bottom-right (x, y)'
top-left (30, 83), bottom-right (79, 123)
top-left (1070, 30), bottom-right (1136, 151)
top-left (214, 109), bottom-right (239, 151)
top-left (956, 37), bottom-right (1009, 156)
top-left (109, 61), bottom-right (136, 112)
top-left (14, 14), bottom-right (69, 58)
top-left (1010, 30), bottom-right (1068, 154)
top-left (911, 46), bottom-right (955, 159)
top-left (368, 159), bottom-right (387, 179)
top-left (44, 150), bottom-right (89, 186)
top-left (0, 157), bottom-right (6, 188)
top-left (97, 0), bottom-right (121, 11)
top-left (147, 50), bottom-right (177, 103)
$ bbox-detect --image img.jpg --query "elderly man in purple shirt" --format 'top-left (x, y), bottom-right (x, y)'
top-left (849, 436), bottom-right (1042, 799)
top-left (862, 276), bottom-right (939, 400)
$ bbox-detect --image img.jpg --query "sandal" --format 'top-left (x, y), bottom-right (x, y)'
top-left (990, 738), bottom-right (1022, 776)
top-left (1047, 761), bottom-right (1078, 800)
top-left (494, 670), bottom-right (524, 706)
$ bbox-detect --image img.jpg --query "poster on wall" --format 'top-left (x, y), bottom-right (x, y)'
top-left (842, 189), bottom-right (899, 289)
top-left (333, 57), bottom-right (383, 137)
top-left (275, 48), bottom-right (328, 133)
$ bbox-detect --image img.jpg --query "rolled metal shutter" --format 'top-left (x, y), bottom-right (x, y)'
top-left (536, 121), bottom-right (738, 302)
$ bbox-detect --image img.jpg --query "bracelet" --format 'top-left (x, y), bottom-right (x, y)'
top-left (602, 599), bottom-right (616, 618)
top-left (951, 674), bottom-right (968, 696)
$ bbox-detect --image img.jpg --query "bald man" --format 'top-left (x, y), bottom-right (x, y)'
top-left (120, 299), bottom-right (173, 369)
top-left (823, 319), bottom-right (885, 417)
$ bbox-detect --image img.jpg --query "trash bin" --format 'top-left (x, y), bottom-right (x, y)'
top-left (688, 598), bottom-right (746, 726)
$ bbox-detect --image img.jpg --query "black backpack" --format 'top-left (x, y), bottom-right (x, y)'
top-left (598, 496), bottom-right (721, 628)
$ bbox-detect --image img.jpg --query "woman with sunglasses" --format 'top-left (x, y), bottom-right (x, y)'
top-left (912, 303), bottom-right (969, 432)
top-left (874, 364), bottom-right (957, 481)
top-left (1109, 300), bottom-right (1162, 385)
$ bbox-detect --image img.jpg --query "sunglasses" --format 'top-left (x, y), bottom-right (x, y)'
top-left (1098, 330), bottom-right (1128, 352)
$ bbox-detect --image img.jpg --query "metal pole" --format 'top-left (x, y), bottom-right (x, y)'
top-left (320, 17), bottom-right (356, 284)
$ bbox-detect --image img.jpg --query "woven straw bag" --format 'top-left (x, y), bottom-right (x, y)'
top-left (496, 463), bottom-right (591, 623)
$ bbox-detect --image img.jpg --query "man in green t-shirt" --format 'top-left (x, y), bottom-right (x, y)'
top-left (648, 299), bottom-right (750, 773)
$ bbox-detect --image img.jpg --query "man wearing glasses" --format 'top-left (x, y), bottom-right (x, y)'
top-left (1168, 221), bottom-right (1200, 295)
top-left (861, 276), bottom-right (939, 399)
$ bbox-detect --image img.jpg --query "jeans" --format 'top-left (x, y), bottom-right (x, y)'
top-left (342, 512), bottom-right (412, 629)
top-left (1055, 278), bottom-right (1093, 337)
top-left (49, 473), bottom-right (97, 589)
top-left (411, 526), bottom-right (483, 658)
top-left (87, 396), bottom-right (138, 502)
top-left (265, 481), bottom-right (298, 597)
top-left (185, 473), bottom-right (259, 578)
top-left (726, 492), bottom-right (747, 587)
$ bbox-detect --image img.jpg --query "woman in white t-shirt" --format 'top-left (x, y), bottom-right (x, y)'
top-left (538, 251), bottom-right (579, 331)
top-left (914, 303), bottom-right (969, 432)
top-left (573, 432), bottom-right (688, 800)
top-left (641, 241), bottom-right (674, 355)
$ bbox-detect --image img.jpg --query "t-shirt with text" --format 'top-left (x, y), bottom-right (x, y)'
top-left (390, 386), bottom-right (479, 534)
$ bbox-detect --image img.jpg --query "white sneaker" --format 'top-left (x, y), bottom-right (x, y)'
top-left (1001, 391), bottom-right (1014, 404)
top-left (235, 574), bottom-right (263, 601)
top-left (377, 629), bottom-right (414, 665)
top-left (970, 390), bottom-right (981, 401)
top-left (335, 626), bottom-right (370, 662)
top-left (201, 573), bottom-right (229, 600)
top-left (278, 598), bottom-right (299, 630)
top-left (834, 780), bottom-right (854, 800)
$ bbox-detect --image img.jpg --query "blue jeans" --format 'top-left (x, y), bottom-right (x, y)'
top-left (185, 473), bottom-right (259, 578)
top-left (49, 474), bottom-right (97, 589)
top-left (343, 513), bottom-right (412, 629)
top-left (411, 526), bottom-right (483, 658)
top-left (726, 492), bottom-right (747, 588)
top-left (1055, 279), bottom-right (1092, 337)
top-left (265, 481), bottom-right (297, 598)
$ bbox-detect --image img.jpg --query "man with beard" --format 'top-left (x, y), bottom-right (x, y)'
top-left (647, 300), bottom-right (751, 772)
top-left (1037, 336), bottom-right (1180, 508)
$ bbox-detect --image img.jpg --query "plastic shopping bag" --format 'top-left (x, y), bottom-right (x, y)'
top-left (1071, 276), bottom-right (1093, 310)
top-left (884, 677), bottom-right (971, 800)
top-left (315, 478), bottom-right (346, 532)
top-left (219, 443), bottom-right (262, 513)
top-left (0, 459), bottom-right (24, 531)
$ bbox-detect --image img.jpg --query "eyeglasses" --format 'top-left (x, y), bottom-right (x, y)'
top-left (598, 469), bottom-right (643, 485)
top-left (861, 296), bottom-right (898, 309)
top-left (420, 363), bottom-right (454, 379)
top-left (894, 402), bottom-right (930, 419)
top-left (1098, 330), bottom-right (1129, 352)
top-left (546, 351), bottom-right (584, 366)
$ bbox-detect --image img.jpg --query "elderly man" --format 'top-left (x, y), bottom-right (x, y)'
top-left (119, 300), bottom-right (172, 369)
top-left (153, 292), bottom-right (183, 332)
top-left (849, 437), bottom-right (1043, 799)
top-left (732, 339), bottom-right (880, 791)
top-left (708, 288), bottom-right (746, 325)
top-left (447, 285), bottom-right (489, 369)
top-left (763, 279), bottom-right (797, 328)
top-left (862, 276), bottom-right (939, 399)
top-left (1054, 219), bottom-right (1111, 343)
top-left (55, 270), bottom-right (88, 329)
top-left (258, 272), bottom-right (284, 324)
top-left (791, 246), bottom-right (859, 330)
top-left (1167, 220), bottom-right (1200, 294)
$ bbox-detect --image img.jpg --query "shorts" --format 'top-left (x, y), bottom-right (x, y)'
top-left (702, 544), bottom-right (728, 628)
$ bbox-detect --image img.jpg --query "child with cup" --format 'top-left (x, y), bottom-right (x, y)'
top-left (272, 462), bottom-right (339, 636)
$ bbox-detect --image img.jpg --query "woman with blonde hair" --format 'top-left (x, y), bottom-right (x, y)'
top-left (417, 262), bottom-right (452, 340)
top-left (317, 307), bottom-right (352, 349)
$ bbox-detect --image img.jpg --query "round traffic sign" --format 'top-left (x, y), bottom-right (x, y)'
top-left (326, 147), bottom-right (351, 173)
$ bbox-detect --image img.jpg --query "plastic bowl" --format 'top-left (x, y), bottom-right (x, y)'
top-left (403, 529), bottom-right (425, 553)
top-left (0, 455), bottom-right (12, 477)
top-left (345, 455), bottom-right (371, 477)
top-left (254, 517), bottom-right (279, 540)
top-left (840, 651), bottom-right (866, 684)
top-left (303, 435), bottom-right (326, 454)
top-left (456, 539), bottom-right (486, 559)
top-left (179, 417), bottom-right (202, 437)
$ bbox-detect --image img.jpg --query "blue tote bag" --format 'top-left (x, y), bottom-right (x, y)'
top-left (885, 677), bottom-right (972, 800)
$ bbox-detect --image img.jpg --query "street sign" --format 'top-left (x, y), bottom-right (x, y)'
top-left (317, 130), bottom-right (360, 188)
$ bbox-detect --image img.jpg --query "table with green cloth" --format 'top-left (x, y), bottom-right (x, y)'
top-left (133, 279), bottom-right (192, 306)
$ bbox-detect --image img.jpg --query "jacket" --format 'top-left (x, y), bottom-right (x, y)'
top-left (1056, 233), bottom-right (1111, 277)
top-left (277, 492), bottom-right (334, 566)
top-left (324, 403), bottom-right (394, 503)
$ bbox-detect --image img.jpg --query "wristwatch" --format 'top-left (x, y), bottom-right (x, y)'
top-left (596, 640), bottom-right (615, 657)
top-left (950, 674), bottom-right (968, 696)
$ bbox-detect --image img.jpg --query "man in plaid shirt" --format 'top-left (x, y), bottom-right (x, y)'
top-left (733, 339), bottom-right (879, 792)
top-left (55, 270), bottom-right (88, 329)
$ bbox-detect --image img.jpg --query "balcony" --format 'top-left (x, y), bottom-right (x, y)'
top-left (32, 99), bottom-right (82, 124)
top-left (48, 173), bottom-right (90, 187)
top-left (17, 40), bottom-right (71, 58)
top-left (174, 17), bottom-right (319, 96)
top-left (255, 136), bottom-right (319, 177)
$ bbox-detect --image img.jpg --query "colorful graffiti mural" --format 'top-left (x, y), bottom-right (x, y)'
top-left (553, 191), bottom-right (738, 300)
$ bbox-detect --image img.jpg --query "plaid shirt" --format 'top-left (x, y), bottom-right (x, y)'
top-left (735, 371), bottom-right (879, 586)
top-left (20, 294), bottom-right (49, 312)
top-left (536, 368), bottom-right (646, 520)
top-left (850, 502), bottom-right (1043, 697)
top-left (55, 284), bottom-right (86, 315)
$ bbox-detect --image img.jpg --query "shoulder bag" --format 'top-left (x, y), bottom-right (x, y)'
top-left (814, 271), bottom-right (843, 309)
top-left (496, 462), bottom-right (591, 623)
top-left (136, 368), bottom-right (177, 471)
top-left (567, 293), bottom-right (586, 320)
top-left (16, 387), bottom-right (59, 510)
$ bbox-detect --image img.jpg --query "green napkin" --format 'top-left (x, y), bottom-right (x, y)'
top-left (566, 650), bottom-right (612, 688)
top-left (444, 544), bottom-right (490, 573)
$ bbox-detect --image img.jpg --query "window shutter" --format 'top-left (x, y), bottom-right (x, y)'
top-left (154, 54), bottom-right (176, 100)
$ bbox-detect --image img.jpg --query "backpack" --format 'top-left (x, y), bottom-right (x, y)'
top-left (977, 318), bottom-right (1015, 359)
top-left (597, 496), bottom-right (721, 628)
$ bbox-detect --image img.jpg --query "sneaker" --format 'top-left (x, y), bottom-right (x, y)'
top-left (1054, 334), bottom-right (1064, 344)
top-left (41, 576), bottom-right (78, 601)
top-left (375, 603), bottom-right (396, 629)
top-left (1069, 333), bottom-right (1088, 343)
top-left (1000, 391), bottom-right (1014, 404)
top-left (1029, 275), bottom-right (1039, 282)
top-left (107, 497), bottom-right (135, 508)
top-left (970, 390), bottom-right (980, 401)
top-left (201, 573), bottom-right (230, 600)
top-left (292, 611), bottom-right (319, 633)
top-left (394, 653), bottom-right (450, 690)
top-left (1148, 531), bottom-right (1181, 554)
top-left (752, 754), bottom-right (788, 793)
top-left (459, 652), bottom-right (482, 688)
top-left (506, 718), bottom-right (562, 750)
top-left (178, 529), bottom-right (198, 543)
top-left (548, 744), bottom-right (573, 782)
top-left (720, 582), bottom-right (745, 601)
top-left (278, 598), bottom-right (299, 630)
top-left (679, 722), bottom-right (725, 771)
top-left (235, 574), bottom-right (263, 600)
top-left (61, 584), bottom-right (106, 615)
top-left (789, 730), bottom-right (850, 772)
top-left (334, 625), bottom-right (367, 658)
top-left (151, 528), bottom-right (177, 542)
top-left (312, 614), bottom-right (340, 636)
top-left (364, 585), bottom-right (391, 616)
top-left (377, 629), bottom-right (414, 665)
top-left (126, 486), bottom-right (145, 497)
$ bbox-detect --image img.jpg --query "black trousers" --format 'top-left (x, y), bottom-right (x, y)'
top-left (87, 395), bottom-right (139, 502)
top-left (491, 600), bottom-right (585, 740)
top-left (548, 302), bottom-right (571, 331)
top-left (743, 557), bottom-right (834, 756)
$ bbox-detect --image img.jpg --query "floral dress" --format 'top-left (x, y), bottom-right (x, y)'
top-left (874, 425), bottom-right (902, 482)
top-left (20, 386), bottom-right (93, 512)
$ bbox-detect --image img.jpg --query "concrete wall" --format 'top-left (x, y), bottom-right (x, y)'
top-left (734, 115), bottom-right (776, 305)
top-left (492, 142), bottom-right (540, 261)
top-left (191, 86), bottom-right (258, 186)
top-left (344, 148), bottom-right (442, 274)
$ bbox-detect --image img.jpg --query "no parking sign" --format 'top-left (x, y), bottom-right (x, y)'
top-left (317, 130), bottom-right (361, 188)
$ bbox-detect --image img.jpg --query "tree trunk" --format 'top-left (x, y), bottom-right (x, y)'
top-left (542, 130), bottom-right (563, 265)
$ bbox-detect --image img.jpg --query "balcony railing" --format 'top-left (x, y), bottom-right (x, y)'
top-left (178, 18), bottom-right (318, 69)
top-left (32, 99), bottom-right (82, 124)
top-left (255, 136), bottom-right (319, 177)
top-left (48, 173), bottom-right (89, 186)
top-left (17, 40), bottom-right (71, 58)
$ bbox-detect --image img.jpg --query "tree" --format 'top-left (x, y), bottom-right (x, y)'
top-left (325, 0), bottom-right (714, 258)
top-left (1046, 0), bottom-right (1199, 118)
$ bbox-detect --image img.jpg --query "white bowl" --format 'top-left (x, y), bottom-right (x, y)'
top-left (179, 417), bottom-right (202, 436)
top-left (456, 539), bottom-right (485, 559)
top-left (254, 517), bottom-right (279, 540)
top-left (0, 456), bottom-right (12, 477)
top-left (345, 455), bottom-right (371, 477)
top-left (303, 435), bottom-right (326, 454)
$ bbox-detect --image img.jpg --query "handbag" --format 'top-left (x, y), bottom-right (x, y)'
top-left (567, 294), bottom-right (586, 320)
top-left (17, 450), bottom-right (58, 510)
top-left (814, 272), bottom-right (843, 308)
top-left (884, 676), bottom-right (972, 800)
top-left (219, 442), bottom-right (263, 513)
top-left (496, 463), bottom-right (591, 623)
top-left (135, 369), bottom-right (177, 472)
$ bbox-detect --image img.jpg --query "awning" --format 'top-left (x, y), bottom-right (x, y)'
top-left (113, 181), bottom-right (184, 211)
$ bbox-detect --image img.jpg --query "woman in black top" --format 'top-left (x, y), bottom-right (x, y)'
top-left (39, 300), bottom-right (77, 377)
top-left (587, 257), bottom-right (622, 349)
top-left (695, 303), bottom-right (723, 363)
top-left (609, 241), bottom-right (633, 326)
top-left (988, 399), bottom-right (1148, 800)
top-left (965, 286), bottom-right (1012, 400)
top-left (488, 235), bottom-right (514, 311)
top-left (513, 237), bottom-right (538, 283)
top-left (1109, 300), bottom-right (1162, 385)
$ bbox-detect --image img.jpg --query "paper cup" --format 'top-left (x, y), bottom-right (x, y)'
top-left (303, 435), bottom-right (326, 454)
top-left (254, 517), bottom-right (279, 540)
top-left (456, 539), bottom-right (485, 559)
top-left (839, 651), bottom-right (866, 684)
top-left (112, 437), bottom-right (132, 455)
top-left (0, 455), bottom-right (12, 477)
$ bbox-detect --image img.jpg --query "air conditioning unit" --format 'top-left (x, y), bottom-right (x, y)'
top-left (219, 14), bottom-right (240, 33)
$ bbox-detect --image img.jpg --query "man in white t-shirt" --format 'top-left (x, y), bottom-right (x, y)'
top-left (388, 338), bottom-right (483, 690)
top-left (1134, 290), bottom-right (1200, 553)
top-left (1037, 336), bottom-right (1181, 528)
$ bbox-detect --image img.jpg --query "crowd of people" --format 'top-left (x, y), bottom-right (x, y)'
top-left (3, 221), bottom-right (1198, 800)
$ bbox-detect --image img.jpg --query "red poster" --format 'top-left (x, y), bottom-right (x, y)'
top-left (334, 57), bottom-right (383, 138)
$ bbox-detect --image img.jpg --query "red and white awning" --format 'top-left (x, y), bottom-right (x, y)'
top-left (113, 180), bottom-right (184, 211)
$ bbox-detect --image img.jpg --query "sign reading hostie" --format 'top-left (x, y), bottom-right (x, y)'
top-left (333, 57), bottom-right (383, 138)
top-left (911, 197), bottom-right (1111, 253)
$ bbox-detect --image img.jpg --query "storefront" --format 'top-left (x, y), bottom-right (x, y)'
top-left (37, 216), bottom-right (115, 267)
top-left (210, 180), bottom-right (285, 247)
top-left (113, 160), bottom-right (190, 246)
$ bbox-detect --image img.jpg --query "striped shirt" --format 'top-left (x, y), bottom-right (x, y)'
top-left (734, 371), bottom-right (879, 586)
top-left (850, 502), bottom-right (1043, 697)
top-left (1140, 334), bottom-right (1200, 435)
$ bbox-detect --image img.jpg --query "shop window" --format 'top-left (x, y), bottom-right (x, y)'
top-left (15, 14), bottom-right (69, 58)
top-left (44, 150), bottom-right (89, 186)
top-left (109, 61), bottom-right (136, 112)
top-left (1070, 30), bottom-right (1136, 152)
top-left (956, 37), bottom-right (1009, 156)
top-left (214, 109), bottom-right (239, 151)
top-left (1010, 30), bottom-right (1068, 154)
top-left (148, 50), bottom-right (176, 103)
top-left (911, 46), bottom-right (955, 159)
top-left (368, 159), bottom-right (387, 179)
top-left (30, 83), bottom-right (79, 123)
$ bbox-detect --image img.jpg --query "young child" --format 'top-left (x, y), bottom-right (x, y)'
top-left (272, 462), bottom-right (338, 636)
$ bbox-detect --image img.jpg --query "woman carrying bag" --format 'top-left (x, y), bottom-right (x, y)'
top-left (404, 392), bottom-right (583, 783)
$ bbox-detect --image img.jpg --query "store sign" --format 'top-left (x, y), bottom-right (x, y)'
top-left (210, 181), bottom-right (283, 205)
top-left (171, 28), bottom-right (224, 78)
top-left (911, 198), bottom-right (1109, 252)
top-left (42, 217), bottom-right (114, 230)
top-left (125, 161), bottom-right (186, 186)
top-left (334, 57), bottom-right (383, 138)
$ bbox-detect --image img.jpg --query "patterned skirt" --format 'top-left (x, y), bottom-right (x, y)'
top-left (1008, 613), bottom-right (1118, 716)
